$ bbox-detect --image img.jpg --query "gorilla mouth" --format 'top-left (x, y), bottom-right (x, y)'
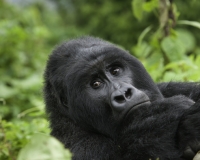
top-left (133, 100), bottom-right (151, 109)
top-left (124, 100), bottom-right (151, 119)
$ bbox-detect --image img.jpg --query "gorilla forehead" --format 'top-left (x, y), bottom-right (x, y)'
top-left (66, 45), bottom-right (131, 77)
top-left (50, 36), bottom-right (133, 76)
top-left (76, 45), bottom-right (130, 63)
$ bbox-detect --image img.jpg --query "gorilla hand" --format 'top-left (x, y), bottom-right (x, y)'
top-left (178, 100), bottom-right (200, 160)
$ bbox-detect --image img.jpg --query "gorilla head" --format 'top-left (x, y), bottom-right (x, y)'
top-left (44, 36), bottom-right (163, 137)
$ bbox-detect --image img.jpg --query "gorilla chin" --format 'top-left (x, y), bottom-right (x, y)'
top-left (125, 100), bottom-right (151, 118)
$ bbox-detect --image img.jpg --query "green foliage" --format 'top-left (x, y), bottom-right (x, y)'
top-left (131, 0), bottom-right (200, 82)
top-left (0, 118), bottom-right (50, 160)
top-left (59, 0), bottom-right (157, 50)
top-left (0, 1), bottom-right (76, 159)
top-left (17, 134), bottom-right (71, 160)
top-left (1, 0), bottom-right (200, 159)
top-left (0, 1), bottom-right (49, 119)
top-left (132, 0), bottom-right (145, 20)
top-left (132, 0), bottom-right (158, 20)
top-left (178, 20), bottom-right (200, 29)
top-left (161, 29), bottom-right (195, 61)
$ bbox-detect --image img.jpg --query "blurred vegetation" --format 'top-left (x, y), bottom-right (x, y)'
top-left (0, 0), bottom-right (200, 159)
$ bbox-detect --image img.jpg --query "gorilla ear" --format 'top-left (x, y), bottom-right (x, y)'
top-left (44, 59), bottom-right (69, 115)
top-left (52, 84), bottom-right (68, 108)
top-left (59, 95), bottom-right (68, 108)
top-left (46, 80), bottom-right (69, 115)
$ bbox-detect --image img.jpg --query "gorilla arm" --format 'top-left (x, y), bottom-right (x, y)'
top-left (157, 82), bottom-right (200, 102)
top-left (119, 96), bottom-right (195, 160)
top-left (158, 82), bottom-right (200, 159)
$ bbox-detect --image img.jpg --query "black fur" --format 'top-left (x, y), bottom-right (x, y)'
top-left (44, 36), bottom-right (200, 160)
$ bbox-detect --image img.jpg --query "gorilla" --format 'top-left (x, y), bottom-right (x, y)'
top-left (44, 36), bottom-right (200, 160)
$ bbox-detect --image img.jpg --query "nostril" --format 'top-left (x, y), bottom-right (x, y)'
top-left (125, 89), bottom-right (132, 99)
top-left (114, 95), bottom-right (126, 104)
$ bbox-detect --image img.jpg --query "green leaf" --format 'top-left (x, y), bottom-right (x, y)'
top-left (161, 36), bottom-right (186, 61)
top-left (133, 42), bottom-right (152, 58)
top-left (143, 0), bottom-right (159, 12)
top-left (163, 71), bottom-right (177, 82)
top-left (17, 134), bottom-right (71, 160)
top-left (132, 0), bottom-right (145, 20)
top-left (138, 26), bottom-right (152, 45)
top-left (161, 29), bottom-right (196, 62)
top-left (176, 29), bottom-right (196, 52)
top-left (178, 20), bottom-right (200, 29)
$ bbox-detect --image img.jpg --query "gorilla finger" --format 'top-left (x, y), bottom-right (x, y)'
top-left (182, 146), bottom-right (195, 160)
top-left (189, 140), bottom-right (200, 153)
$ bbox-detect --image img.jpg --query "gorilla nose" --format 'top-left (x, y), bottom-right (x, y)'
top-left (114, 95), bottom-right (126, 104)
top-left (114, 89), bottom-right (132, 104)
top-left (111, 87), bottom-right (133, 111)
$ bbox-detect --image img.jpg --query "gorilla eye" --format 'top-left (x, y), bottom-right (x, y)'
top-left (91, 81), bottom-right (102, 89)
top-left (110, 67), bottom-right (120, 76)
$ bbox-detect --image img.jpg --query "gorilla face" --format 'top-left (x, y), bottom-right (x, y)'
top-left (46, 37), bottom-right (163, 137)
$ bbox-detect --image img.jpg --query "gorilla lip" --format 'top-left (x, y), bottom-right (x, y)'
top-left (124, 100), bottom-right (151, 118)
